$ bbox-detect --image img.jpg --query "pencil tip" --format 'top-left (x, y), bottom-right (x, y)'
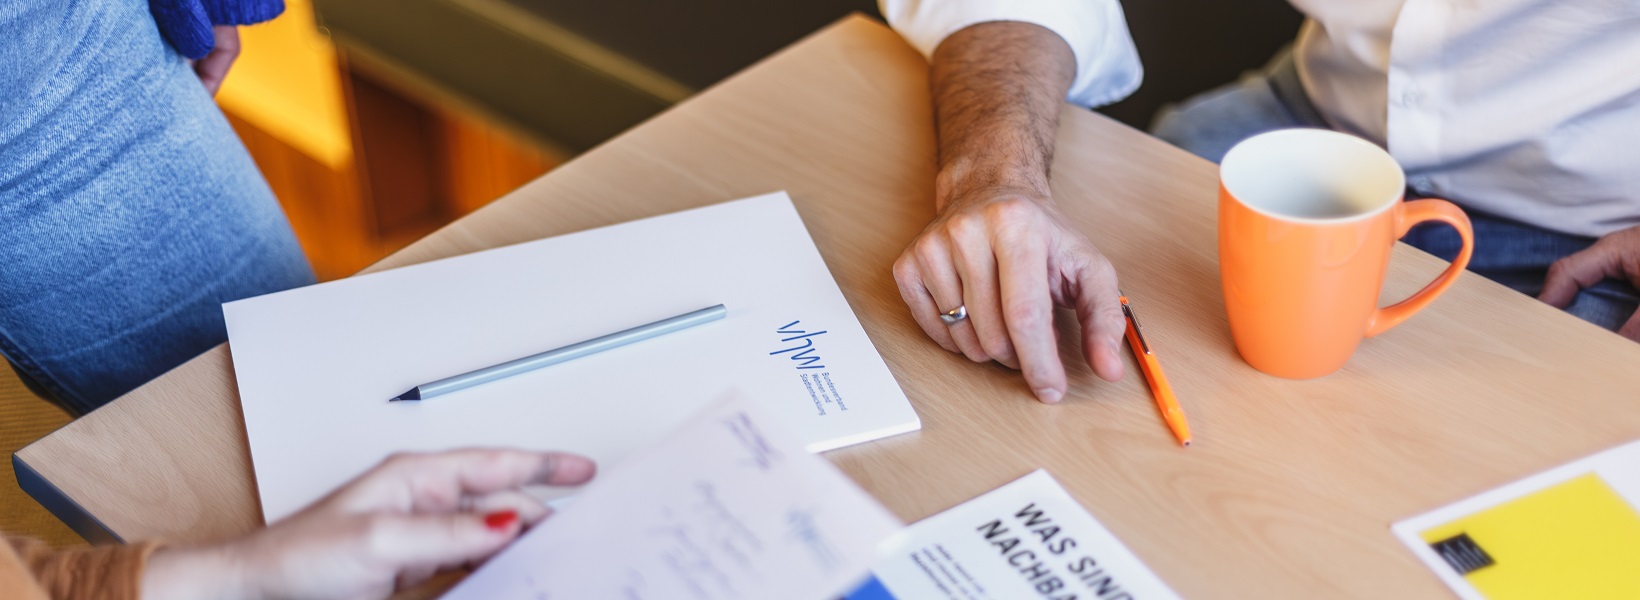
top-left (389, 388), bottom-right (421, 402)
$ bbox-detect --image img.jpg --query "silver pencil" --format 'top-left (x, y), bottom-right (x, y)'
top-left (389, 304), bottom-right (727, 402)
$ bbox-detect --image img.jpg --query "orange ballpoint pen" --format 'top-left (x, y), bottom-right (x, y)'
top-left (1119, 293), bottom-right (1192, 447)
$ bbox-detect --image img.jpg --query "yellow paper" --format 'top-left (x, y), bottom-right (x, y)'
top-left (1418, 473), bottom-right (1640, 600)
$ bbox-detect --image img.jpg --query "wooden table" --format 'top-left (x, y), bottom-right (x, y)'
top-left (17, 15), bottom-right (1640, 598)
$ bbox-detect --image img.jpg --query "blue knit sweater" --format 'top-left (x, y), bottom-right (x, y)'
top-left (148, 0), bottom-right (285, 59)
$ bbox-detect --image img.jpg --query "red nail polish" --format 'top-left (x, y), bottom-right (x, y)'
top-left (484, 510), bottom-right (519, 531)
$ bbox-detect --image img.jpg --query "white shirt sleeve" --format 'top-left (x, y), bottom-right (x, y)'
top-left (878, 0), bottom-right (1143, 107)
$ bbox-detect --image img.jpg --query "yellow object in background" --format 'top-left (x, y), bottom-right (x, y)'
top-left (215, 0), bottom-right (352, 170)
top-left (1419, 473), bottom-right (1640, 600)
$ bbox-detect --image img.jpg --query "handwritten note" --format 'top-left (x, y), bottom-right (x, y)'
top-left (443, 392), bottom-right (901, 600)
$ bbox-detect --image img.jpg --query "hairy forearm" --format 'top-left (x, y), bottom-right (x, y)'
top-left (928, 21), bottom-right (1076, 210)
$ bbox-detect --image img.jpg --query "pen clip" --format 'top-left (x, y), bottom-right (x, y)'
top-left (1119, 293), bottom-right (1152, 356)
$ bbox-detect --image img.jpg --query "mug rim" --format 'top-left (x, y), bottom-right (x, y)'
top-left (1220, 128), bottom-right (1406, 225)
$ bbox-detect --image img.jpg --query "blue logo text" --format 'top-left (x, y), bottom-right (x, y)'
top-left (770, 320), bottom-right (827, 370)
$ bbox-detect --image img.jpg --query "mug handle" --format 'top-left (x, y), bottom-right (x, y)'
top-left (1365, 199), bottom-right (1474, 337)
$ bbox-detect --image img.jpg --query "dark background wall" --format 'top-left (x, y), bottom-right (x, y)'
top-left (1100, 1), bottom-right (1303, 127)
top-left (514, 0), bottom-right (1304, 128)
top-left (512, 0), bottom-right (886, 90)
top-left (319, 0), bottom-right (1304, 148)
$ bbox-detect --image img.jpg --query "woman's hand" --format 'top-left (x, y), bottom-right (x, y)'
top-left (193, 25), bottom-right (241, 95)
top-left (142, 449), bottom-right (597, 600)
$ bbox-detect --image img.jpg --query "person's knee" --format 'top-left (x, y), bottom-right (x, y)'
top-left (1563, 283), bottom-right (1640, 334)
top-left (1149, 103), bottom-right (1206, 157)
top-left (1148, 77), bottom-right (1295, 164)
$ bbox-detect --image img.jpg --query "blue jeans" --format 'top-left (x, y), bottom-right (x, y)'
top-left (1150, 50), bottom-right (1640, 334)
top-left (0, 0), bottom-right (314, 415)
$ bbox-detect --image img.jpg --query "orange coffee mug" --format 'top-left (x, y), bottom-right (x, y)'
top-left (1218, 129), bottom-right (1473, 379)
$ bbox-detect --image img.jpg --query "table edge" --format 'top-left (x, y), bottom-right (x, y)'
top-left (11, 452), bottom-right (119, 544)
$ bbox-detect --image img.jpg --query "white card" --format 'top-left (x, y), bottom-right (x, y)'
top-left (224, 192), bottom-right (920, 522)
top-left (853, 470), bottom-right (1181, 600)
top-left (443, 392), bottom-right (902, 600)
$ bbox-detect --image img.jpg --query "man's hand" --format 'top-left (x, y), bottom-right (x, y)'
top-left (142, 449), bottom-right (598, 600)
top-left (895, 189), bottom-right (1126, 404)
top-left (894, 21), bottom-right (1126, 403)
top-left (193, 25), bottom-right (241, 95)
top-left (1539, 225), bottom-right (1640, 341)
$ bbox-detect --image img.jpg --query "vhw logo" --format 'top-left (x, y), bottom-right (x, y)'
top-left (769, 320), bottom-right (827, 370)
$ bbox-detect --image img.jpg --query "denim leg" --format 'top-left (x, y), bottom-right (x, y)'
top-left (1150, 48), bottom-right (1327, 163)
top-left (1402, 214), bottom-right (1640, 333)
top-left (0, 0), bottom-right (315, 414)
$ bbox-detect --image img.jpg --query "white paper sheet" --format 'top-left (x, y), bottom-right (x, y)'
top-left (224, 193), bottom-right (919, 522)
top-left (442, 392), bottom-right (902, 600)
top-left (851, 470), bottom-right (1181, 600)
